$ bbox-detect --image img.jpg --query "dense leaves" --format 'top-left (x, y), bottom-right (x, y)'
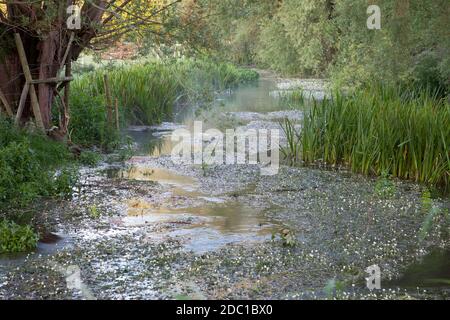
top-left (0, 220), bottom-right (38, 253)
top-left (184, 0), bottom-right (449, 92)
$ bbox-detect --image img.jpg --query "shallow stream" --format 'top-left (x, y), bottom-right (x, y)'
top-left (1, 72), bottom-right (448, 300)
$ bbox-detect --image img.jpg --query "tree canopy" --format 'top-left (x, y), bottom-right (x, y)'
top-left (0, 0), bottom-right (180, 130)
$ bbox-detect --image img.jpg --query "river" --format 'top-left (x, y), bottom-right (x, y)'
top-left (0, 71), bottom-right (449, 300)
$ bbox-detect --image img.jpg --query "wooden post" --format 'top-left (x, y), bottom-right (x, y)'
top-left (0, 87), bottom-right (14, 117)
top-left (103, 74), bottom-right (113, 128)
top-left (14, 33), bottom-right (45, 132)
top-left (59, 32), bottom-right (75, 71)
top-left (63, 52), bottom-right (72, 133)
top-left (15, 84), bottom-right (30, 125)
top-left (30, 76), bottom-right (73, 84)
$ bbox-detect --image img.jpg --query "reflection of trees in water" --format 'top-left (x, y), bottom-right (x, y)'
top-left (124, 130), bottom-right (169, 157)
top-left (143, 137), bottom-right (167, 156)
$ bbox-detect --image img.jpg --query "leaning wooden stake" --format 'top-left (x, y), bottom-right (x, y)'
top-left (14, 33), bottom-right (45, 131)
top-left (59, 32), bottom-right (75, 72)
top-left (63, 52), bottom-right (72, 134)
top-left (0, 87), bottom-right (14, 117)
top-left (15, 84), bottom-right (30, 124)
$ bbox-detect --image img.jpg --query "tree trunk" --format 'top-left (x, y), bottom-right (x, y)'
top-left (0, 1), bottom-right (109, 134)
top-left (37, 31), bottom-right (60, 129)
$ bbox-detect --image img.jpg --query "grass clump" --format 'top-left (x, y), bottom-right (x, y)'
top-left (0, 220), bottom-right (39, 253)
top-left (323, 278), bottom-right (346, 299)
top-left (294, 85), bottom-right (449, 190)
top-left (79, 151), bottom-right (102, 167)
top-left (280, 117), bottom-right (302, 166)
top-left (66, 92), bottom-right (121, 151)
top-left (374, 171), bottom-right (396, 199)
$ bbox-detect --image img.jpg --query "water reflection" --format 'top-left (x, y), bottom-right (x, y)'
top-left (124, 75), bottom-right (293, 157)
top-left (108, 166), bottom-right (198, 186)
top-left (108, 166), bottom-right (278, 246)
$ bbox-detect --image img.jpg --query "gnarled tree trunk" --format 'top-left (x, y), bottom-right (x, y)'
top-left (0, 0), bottom-right (108, 133)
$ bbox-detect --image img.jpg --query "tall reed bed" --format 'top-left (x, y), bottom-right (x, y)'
top-left (71, 62), bottom-right (179, 126)
top-left (69, 58), bottom-right (258, 146)
top-left (294, 85), bottom-right (449, 189)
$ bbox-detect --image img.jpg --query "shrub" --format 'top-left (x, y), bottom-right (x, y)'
top-left (0, 220), bottom-right (38, 253)
top-left (0, 141), bottom-right (48, 208)
top-left (68, 93), bottom-right (110, 147)
top-left (79, 151), bottom-right (102, 167)
top-left (0, 117), bottom-right (77, 210)
top-left (53, 166), bottom-right (79, 198)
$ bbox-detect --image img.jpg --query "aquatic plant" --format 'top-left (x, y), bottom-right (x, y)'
top-left (419, 206), bottom-right (442, 242)
top-left (69, 58), bottom-right (258, 149)
top-left (374, 171), bottom-right (396, 199)
top-left (272, 228), bottom-right (297, 247)
top-left (79, 151), bottom-right (102, 167)
top-left (280, 118), bottom-right (302, 166)
top-left (323, 278), bottom-right (346, 299)
top-left (420, 189), bottom-right (433, 215)
top-left (418, 190), bottom-right (450, 242)
top-left (284, 85), bottom-right (449, 190)
top-left (88, 205), bottom-right (101, 219)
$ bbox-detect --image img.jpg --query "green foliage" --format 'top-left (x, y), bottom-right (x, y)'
top-left (272, 228), bottom-right (297, 247)
top-left (421, 189), bottom-right (433, 215)
top-left (281, 89), bottom-right (305, 107)
top-left (88, 205), bottom-right (101, 219)
top-left (201, 160), bottom-right (209, 177)
top-left (0, 117), bottom-right (77, 210)
top-left (374, 171), bottom-right (397, 199)
top-left (257, 17), bottom-right (302, 75)
top-left (70, 58), bottom-right (258, 148)
top-left (331, 0), bottom-right (449, 93)
top-left (186, 0), bottom-right (449, 92)
top-left (68, 91), bottom-right (113, 148)
top-left (419, 206), bottom-right (440, 242)
top-left (53, 167), bottom-right (79, 198)
top-left (0, 141), bottom-right (42, 207)
top-left (79, 151), bottom-right (102, 167)
top-left (323, 278), bottom-right (346, 299)
top-left (259, 0), bottom-right (336, 76)
top-left (418, 189), bottom-right (449, 241)
top-left (106, 136), bottom-right (134, 163)
top-left (300, 85), bottom-right (450, 190)
top-left (280, 118), bottom-right (302, 166)
top-left (0, 220), bottom-right (38, 253)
